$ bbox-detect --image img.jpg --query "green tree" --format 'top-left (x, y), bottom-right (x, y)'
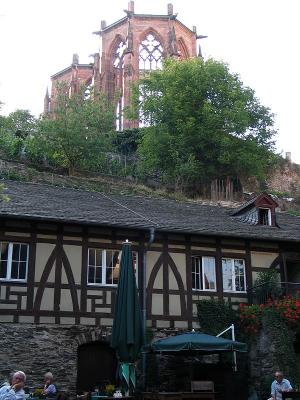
top-left (0, 109), bottom-right (37, 159)
top-left (131, 58), bottom-right (278, 187)
top-left (4, 109), bottom-right (37, 138)
top-left (36, 84), bottom-right (116, 175)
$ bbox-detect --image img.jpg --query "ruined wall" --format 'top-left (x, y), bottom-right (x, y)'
top-left (267, 161), bottom-right (300, 196)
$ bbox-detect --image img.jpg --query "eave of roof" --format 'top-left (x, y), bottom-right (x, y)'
top-left (93, 14), bottom-right (195, 36)
top-left (93, 16), bottom-right (128, 35)
top-left (1, 181), bottom-right (300, 243)
top-left (51, 64), bottom-right (93, 79)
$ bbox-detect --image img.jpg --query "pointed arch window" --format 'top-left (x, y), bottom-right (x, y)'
top-left (112, 40), bottom-right (126, 131)
top-left (139, 33), bottom-right (163, 73)
top-left (177, 39), bottom-right (189, 60)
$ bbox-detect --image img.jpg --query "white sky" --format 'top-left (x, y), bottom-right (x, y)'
top-left (0, 0), bottom-right (299, 162)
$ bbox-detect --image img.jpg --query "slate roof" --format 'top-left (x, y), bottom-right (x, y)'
top-left (1, 181), bottom-right (300, 243)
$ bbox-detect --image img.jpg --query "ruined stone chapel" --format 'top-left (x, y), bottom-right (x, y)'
top-left (44, 1), bottom-right (205, 130)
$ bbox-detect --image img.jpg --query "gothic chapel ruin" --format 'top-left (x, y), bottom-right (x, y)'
top-left (44, 2), bottom-right (205, 130)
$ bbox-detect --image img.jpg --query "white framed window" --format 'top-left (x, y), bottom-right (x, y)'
top-left (222, 258), bottom-right (246, 292)
top-left (0, 242), bottom-right (29, 282)
top-left (87, 248), bottom-right (138, 286)
top-left (192, 256), bottom-right (216, 291)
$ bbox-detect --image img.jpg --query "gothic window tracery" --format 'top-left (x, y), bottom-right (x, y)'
top-left (138, 33), bottom-right (163, 127)
top-left (112, 40), bottom-right (126, 131)
top-left (139, 33), bottom-right (163, 72)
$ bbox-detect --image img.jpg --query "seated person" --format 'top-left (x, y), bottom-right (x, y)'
top-left (0, 371), bottom-right (26, 400)
top-left (42, 373), bottom-right (56, 398)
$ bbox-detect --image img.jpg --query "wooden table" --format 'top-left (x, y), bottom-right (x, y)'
top-left (91, 396), bottom-right (133, 400)
top-left (143, 391), bottom-right (216, 400)
top-left (282, 392), bottom-right (300, 399)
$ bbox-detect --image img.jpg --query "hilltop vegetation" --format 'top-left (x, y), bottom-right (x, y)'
top-left (0, 58), bottom-right (279, 196)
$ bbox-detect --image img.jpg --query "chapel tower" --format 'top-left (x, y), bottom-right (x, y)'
top-left (44, 2), bottom-right (205, 129)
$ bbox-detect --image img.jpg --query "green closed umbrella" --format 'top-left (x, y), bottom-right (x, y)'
top-left (111, 241), bottom-right (144, 392)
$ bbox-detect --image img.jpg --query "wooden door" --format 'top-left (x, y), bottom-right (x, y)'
top-left (77, 341), bottom-right (118, 392)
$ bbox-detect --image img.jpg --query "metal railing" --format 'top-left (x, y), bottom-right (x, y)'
top-left (247, 282), bottom-right (300, 305)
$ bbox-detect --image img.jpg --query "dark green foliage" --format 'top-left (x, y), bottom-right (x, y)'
top-left (131, 58), bottom-right (278, 188)
top-left (257, 309), bottom-right (300, 398)
top-left (196, 298), bottom-right (238, 337)
top-left (0, 109), bottom-right (38, 159)
top-left (0, 170), bottom-right (25, 181)
top-left (112, 129), bottom-right (141, 155)
top-left (36, 84), bottom-right (116, 175)
top-left (4, 109), bottom-right (37, 138)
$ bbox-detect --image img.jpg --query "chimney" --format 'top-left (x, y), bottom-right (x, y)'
top-left (101, 20), bottom-right (107, 30)
top-left (72, 53), bottom-right (79, 65)
top-left (128, 1), bottom-right (134, 13)
top-left (167, 3), bottom-right (173, 15)
top-left (286, 152), bottom-right (292, 162)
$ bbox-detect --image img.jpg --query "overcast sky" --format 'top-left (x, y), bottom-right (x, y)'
top-left (0, 0), bottom-right (299, 163)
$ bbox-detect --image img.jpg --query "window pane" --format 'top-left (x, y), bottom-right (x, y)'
top-left (0, 242), bottom-right (9, 261)
top-left (234, 259), bottom-right (246, 291)
top-left (192, 256), bottom-right (201, 290)
top-left (95, 267), bottom-right (102, 284)
top-left (0, 260), bottom-right (7, 279)
top-left (20, 244), bottom-right (28, 261)
top-left (112, 252), bottom-right (120, 285)
top-left (18, 262), bottom-right (27, 280)
top-left (222, 259), bottom-right (233, 291)
top-left (105, 250), bottom-right (113, 284)
top-left (12, 244), bottom-right (21, 261)
top-left (95, 249), bottom-right (102, 266)
top-left (11, 261), bottom-right (19, 279)
top-left (88, 266), bottom-right (95, 283)
top-left (202, 257), bottom-right (216, 290)
top-left (89, 249), bottom-right (95, 266)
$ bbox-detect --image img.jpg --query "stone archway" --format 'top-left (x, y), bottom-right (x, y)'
top-left (77, 341), bottom-right (118, 392)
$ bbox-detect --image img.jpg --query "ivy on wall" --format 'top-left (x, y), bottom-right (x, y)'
top-left (196, 299), bottom-right (238, 337)
top-left (255, 308), bottom-right (300, 398)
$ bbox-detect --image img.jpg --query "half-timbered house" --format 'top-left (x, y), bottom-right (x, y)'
top-left (0, 181), bottom-right (299, 392)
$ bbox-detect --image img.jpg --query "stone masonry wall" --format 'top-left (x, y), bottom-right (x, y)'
top-left (0, 324), bottom-right (112, 395)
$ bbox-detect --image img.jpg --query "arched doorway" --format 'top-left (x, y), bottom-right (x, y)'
top-left (77, 341), bottom-right (118, 392)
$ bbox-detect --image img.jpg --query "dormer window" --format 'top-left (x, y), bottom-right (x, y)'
top-left (232, 193), bottom-right (278, 227)
top-left (258, 208), bottom-right (271, 225)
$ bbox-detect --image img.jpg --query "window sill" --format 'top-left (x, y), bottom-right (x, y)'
top-left (223, 290), bottom-right (247, 294)
top-left (87, 283), bottom-right (117, 287)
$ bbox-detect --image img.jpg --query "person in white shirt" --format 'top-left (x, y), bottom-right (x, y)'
top-left (0, 371), bottom-right (26, 400)
top-left (268, 371), bottom-right (292, 400)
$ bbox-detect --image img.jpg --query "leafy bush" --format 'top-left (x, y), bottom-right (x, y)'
top-left (196, 298), bottom-right (238, 337)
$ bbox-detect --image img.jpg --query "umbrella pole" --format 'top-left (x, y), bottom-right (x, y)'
top-left (216, 324), bottom-right (237, 372)
top-left (231, 324), bottom-right (237, 372)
